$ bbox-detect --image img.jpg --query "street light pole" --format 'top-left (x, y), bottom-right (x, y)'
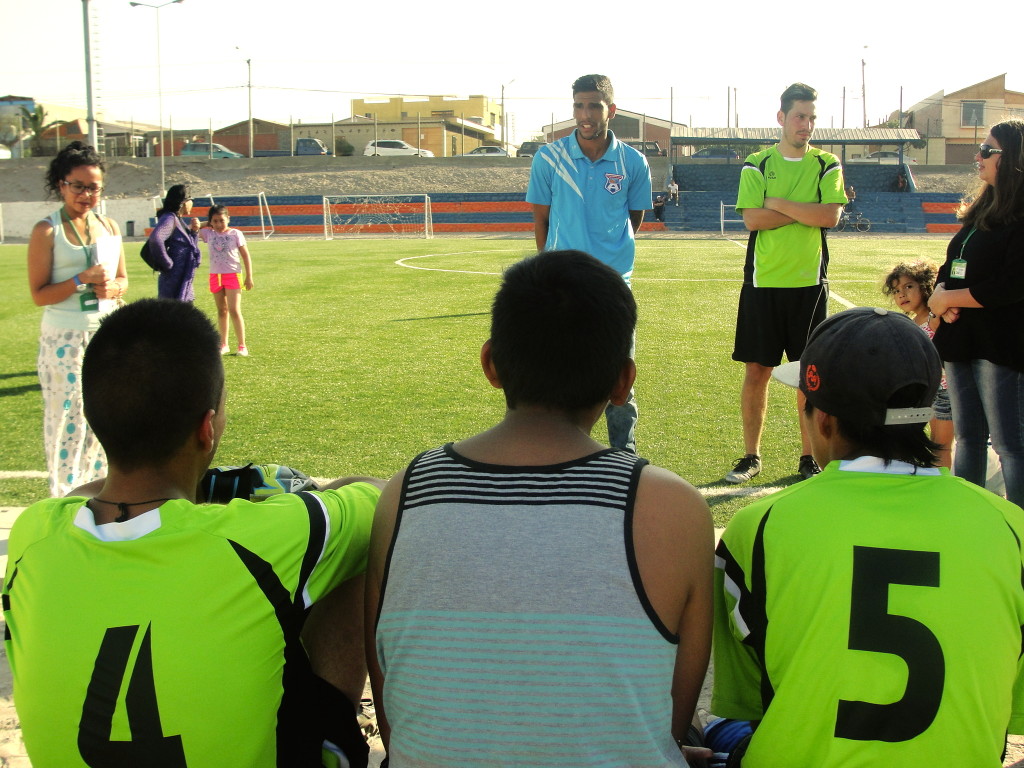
top-left (247, 58), bottom-right (253, 158)
top-left (861, 54), bottom-right (868, 129)
top-left (501, 79), bottom-right (515, 154)
top-left (130, 0), bottom-right (184, 195)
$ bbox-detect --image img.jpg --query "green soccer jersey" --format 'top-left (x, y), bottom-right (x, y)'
top-left (3, 484), bottom-right (379, 767)
top-left (735, 145), bottom-right (846, 288)
top-left (712, 458), bottom-right (1024, 767)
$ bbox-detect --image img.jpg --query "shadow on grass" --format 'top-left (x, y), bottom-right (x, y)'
top-left (394, 312), bottom-right (489, 322)
top-left (0, 371), bottom-right (40, 399)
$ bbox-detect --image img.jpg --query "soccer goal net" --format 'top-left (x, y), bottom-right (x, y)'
top-left (193, 192), bottom-right (275, 240)
top-left (322, 195), bottom-right (433, 240)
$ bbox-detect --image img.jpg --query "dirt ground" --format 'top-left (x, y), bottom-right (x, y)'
top-left (1, 158), bottom-right (536, 204)
top-left (0, 157), bottom-right (979, 204)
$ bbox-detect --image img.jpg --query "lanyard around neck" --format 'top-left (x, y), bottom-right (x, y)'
top-left (61, 208), bottom-right (93, 268)
top-left (960, 227), bottom-right (977, 259)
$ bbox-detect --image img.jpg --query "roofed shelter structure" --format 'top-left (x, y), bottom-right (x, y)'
top-left (670, 126), bottom-right (922, 163)
top-left (542, 110), bottom-right (919, 164)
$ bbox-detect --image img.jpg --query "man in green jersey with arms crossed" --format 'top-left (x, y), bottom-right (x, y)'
top-left (712, 306), bottom-right (1024, 766)
top-left (3, 298), bottom-right (383, 767)
top-left (725, 82), bottom-right (846, 484)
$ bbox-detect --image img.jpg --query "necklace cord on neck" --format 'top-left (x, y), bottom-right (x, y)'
top-left (91, 497), bottom-right (172, 523)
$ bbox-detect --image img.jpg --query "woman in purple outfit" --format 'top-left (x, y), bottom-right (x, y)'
top-left (149, 183), bottom-right (201, 301)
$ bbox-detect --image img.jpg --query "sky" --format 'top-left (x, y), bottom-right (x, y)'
top-left (3, 0), bottom-right (1021, 145)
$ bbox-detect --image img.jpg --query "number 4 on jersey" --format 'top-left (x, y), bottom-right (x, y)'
top-left (78, 623), bottom-right (186, 766)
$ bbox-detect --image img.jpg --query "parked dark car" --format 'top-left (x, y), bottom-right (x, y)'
top-left (625, 141), bottom-right (666, 157)
top-left (691, 147), bottom-right (741, 160)
top-left (180, 142), bottom-right (243, 158)
top-left (517, 141), bottom-right (547, 158)
top-left (254, 137), bottom-right (332, 157)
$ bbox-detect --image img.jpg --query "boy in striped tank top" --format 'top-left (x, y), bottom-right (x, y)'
top-left (367, 249), bottom-right (715, 767)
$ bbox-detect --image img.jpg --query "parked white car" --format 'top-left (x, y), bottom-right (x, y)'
top-left (847, 150), bottom-right (918, 165)
top-left (364, 139), bottom-right (434, 157)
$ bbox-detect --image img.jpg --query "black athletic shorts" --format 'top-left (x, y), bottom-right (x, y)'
top-left (732, 283), bottom-right (828, 367)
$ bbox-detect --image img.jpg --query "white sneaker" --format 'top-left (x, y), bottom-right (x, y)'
top-left (237, 346), bottom-right (249, 357)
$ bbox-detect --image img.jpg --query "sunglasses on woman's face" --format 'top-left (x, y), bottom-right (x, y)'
top-left (979, 144), bottom-right (1003, 159)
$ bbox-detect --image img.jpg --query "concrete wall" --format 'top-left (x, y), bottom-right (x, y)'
top-left (1, 198), bottom-right (159, 242)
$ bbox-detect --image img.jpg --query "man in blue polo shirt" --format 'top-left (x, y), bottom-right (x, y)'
top-left (526, 73), bottom-right (652, 452)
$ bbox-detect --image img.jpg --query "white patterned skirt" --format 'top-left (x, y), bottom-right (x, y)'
top-left (37, 324), bottom-right (106, 497)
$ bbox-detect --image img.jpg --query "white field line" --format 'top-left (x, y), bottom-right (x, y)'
top-left (397, 244), bottom-right (858, 306)
top-left (699, 484), bottom-right (786, 500)
top-left (395, 252), bottom-right (503, 275)
top-left (722, 236), bottom-right (856, 308)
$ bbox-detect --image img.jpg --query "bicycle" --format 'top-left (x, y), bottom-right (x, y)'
top-left (836, 210), bottom-right (871, 232)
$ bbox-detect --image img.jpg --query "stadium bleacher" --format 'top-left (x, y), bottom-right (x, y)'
top-left (143, 165), bottom-right (959, 236)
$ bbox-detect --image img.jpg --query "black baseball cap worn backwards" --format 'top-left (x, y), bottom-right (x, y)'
top-left (773, 307), bottom-right (941, 427)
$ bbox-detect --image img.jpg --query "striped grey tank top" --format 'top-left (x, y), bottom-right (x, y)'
top-left (375, 444), bottom-right (689, 767)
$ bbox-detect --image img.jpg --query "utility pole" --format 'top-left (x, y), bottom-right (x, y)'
top-left (82, 0), bottom-right (98, 148)
top-left (130, 0), bottom-right (185, 194)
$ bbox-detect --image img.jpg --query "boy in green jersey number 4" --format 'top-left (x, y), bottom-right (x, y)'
top-left (711, 306), bottom-right (1024, 767)
top-left (3, 298), bottom-right (384, 768)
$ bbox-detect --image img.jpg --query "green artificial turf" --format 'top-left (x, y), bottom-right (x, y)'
top-left (0, 234), bottom-right (951, 523)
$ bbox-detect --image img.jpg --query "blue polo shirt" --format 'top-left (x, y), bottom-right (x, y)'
top-left (526, 130), bottom-right (652, 282)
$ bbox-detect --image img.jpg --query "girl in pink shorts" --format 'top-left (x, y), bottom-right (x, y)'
top-left (198, 205), bottom-right (254, 356)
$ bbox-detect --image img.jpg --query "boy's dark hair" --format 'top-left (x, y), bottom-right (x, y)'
top-left (804, 385), bottom-right (940, 468)
top-left (572, 74), bottom-right (614, 105)
top-left (45, 141), bottom-right (104, 199)
top-left (83, 299), bottom-right (224, 471)
top-left (882, 259), bottom-right (939, 303)
top-left (780, 83), bottom-right (817, 115)
top-left (489, 250), bottom-right (636, 411)
top-left (208, 204), bottom-right (229, 218)
top-left (158, 183), bottom-right (191, 216)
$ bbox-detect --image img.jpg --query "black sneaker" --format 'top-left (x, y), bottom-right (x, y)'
top-left (798, 454), bottom-right (821, 480)
top-left (725, 454), bottom-right (761, 484)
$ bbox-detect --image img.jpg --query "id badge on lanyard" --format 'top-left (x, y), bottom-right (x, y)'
top-left (79, 243), bottom-right (99, 312)
top-left (952, 227), bottom-right (975, 280)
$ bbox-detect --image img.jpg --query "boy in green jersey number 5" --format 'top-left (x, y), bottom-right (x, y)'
top-left (712, 306), bottom-right (1024, 767)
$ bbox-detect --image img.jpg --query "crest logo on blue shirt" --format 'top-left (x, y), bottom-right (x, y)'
top-left (604, 173), bottom-right (624, 194)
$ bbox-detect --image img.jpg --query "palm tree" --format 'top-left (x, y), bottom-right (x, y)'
top-left (19, 105), bottom-right (65, 157)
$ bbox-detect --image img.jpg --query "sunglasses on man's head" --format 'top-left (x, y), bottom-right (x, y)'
top-left (979, 144), bottom-right (1003, 159)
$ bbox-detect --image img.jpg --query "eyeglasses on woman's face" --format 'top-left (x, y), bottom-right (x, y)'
top-left (62, 180), bottom-right (104, 197)
top-left (979, 144), bottom-right (1003, 159)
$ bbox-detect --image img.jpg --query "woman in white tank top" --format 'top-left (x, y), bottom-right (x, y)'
top-left (26, 141), bottom-right (128, 496)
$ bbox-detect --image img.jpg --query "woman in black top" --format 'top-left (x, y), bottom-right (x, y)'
top-left (929, 119), bottom-right (1024, 506)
